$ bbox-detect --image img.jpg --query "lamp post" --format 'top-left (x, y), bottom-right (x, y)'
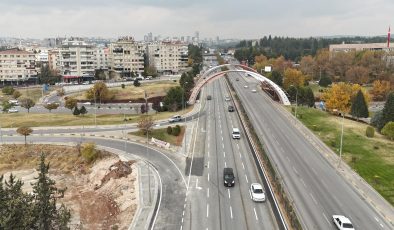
top-left (338, 111), bottom-right (345, 168)
top-left (290, 85), bottom-right (299, 117)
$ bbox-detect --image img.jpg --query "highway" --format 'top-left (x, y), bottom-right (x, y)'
top-left (182, 78), bottom-right (278, 230)
top-left (227, 72), bottom-right (391, 230)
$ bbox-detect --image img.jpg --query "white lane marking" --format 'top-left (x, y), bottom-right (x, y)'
top-left (228, 189), bottom-right (231, 199)
top-left (182, 218), bottom-right (184, 223)
top-left (223, 152), bottom-right (226, 158)
top-left (225, 162), bottom-right (227, 167)
top-left (254, 208), bottom-right (258, 221)
top-left (221, 130), bottom-right (223, 135)
top-left (310, 193), bottom-right (318, 205)
top-left (237, 144), bottom-right (239, 149)
top-left (245, 174), bottom-right (249, 183)
top-left (301, 178), bottom-right (306, 188)
top-left (242, 162), bottom-right (245, 170)
top-left (196, 179), bottom-right (202, 190)
top-left (322, 212), bottom-right (330, 225)
top-left (208, 173), bottom-right (210, 182)
top-left (207, 150), bottom-right (210, 157)
top-left (292, 166), bottom-right (299, 175)
top-left (207, 204), bottom-right (209, 218)
top-left (286, 156), bottom-right (290, 162)
top-left (180, 225), bottom-right (183, 230)
top-left (183, 210), bottom-right (185, 216)
top-left (207, 188), bottom-right (209, 198)
top-left (230, 206), bottom-right (233, 219)
top-left (239, 152), bottom-right (242, 158)
top-left (222, 143), bottom-right (224, 149)
top-left (207, 161), bottom-right (210, 169)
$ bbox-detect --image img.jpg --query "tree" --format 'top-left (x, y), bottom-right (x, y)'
top-left (38, 65), bottom-right (61, 84)
top-left (43, 103), bottom-right (59, 113)
top-left (287, 85), bottom-right (298, 102)
top-left (140, 104), bottom-right (147, 114)
top-left (371, 111), bottom-right (386, 130)
top-left (379, 92), bottom-right (394, 131)
top-left (145, 65), bottom-right (158, 78)
top-left (318, 74), bottom-right (332, 87)
top-left (370, 80), bottom-right (391, 101)
top-left (351, 90), bottom-right (369, 119)
top-left (304, 87), bottom-right (315, 107)
top-left (270, 71), bottom-right (283, 87)
top-left (283, 68), bottom-right (305, 90)
top-left (85, 81), bottom-right (109, 103)
top-left (2, 86), bottom-right (15, 95)
top-left (152, 100), bottom-right (161, 113)
top-left (16, 126), bottom-right (33, 146)
top-left (133, 79), bottom-right (141, 87)
top-left (64, 98), bottom-right (78, 111)
top-left (322, 82), bottom-right (368, 113)
top-left (381, 122), bottom-right (394, 140)
top-left (32, 153), bottom-right (71, 229)
top-left (94, 68), bottom-right (106, 80)
top-left (345, 66), bottom-right (369, 84)
top-left (81, 143), bottom-right (99, 163)
top-left (79, 106), bottom-right (87, 116)
top-left (1, 101), bottom-right (12, 113)
top-left (137, 115), bottom-right (154, 135)
top-left (73, 107), bottom-right (80, 116)
top-left (163, 86), bottom-right (183, 111)
top-left (12, 90), bottom-right (22, 99)
top-left (300, 55), bottom-right (316, 80)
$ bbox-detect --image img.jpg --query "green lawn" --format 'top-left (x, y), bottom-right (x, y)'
top-left (295, 106), bottom-right (394, 205)
top-left (0, 86), bottom-right (59, 103)
top-left (130, 126), bottom-right (185, 146)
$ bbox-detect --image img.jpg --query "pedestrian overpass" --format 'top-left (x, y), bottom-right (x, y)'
top-left (188, 64), bottom-right (290, 105)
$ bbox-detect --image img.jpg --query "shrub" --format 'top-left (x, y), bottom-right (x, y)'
top-left (81, 142), bottom-right (99, 163)
top-left (121, 83), bottom-right (125, 89)
top-left (381, 121), bottom-right (394, 140)
top-left (366, 126), bottom-right (375, 138)
top-left (172, 125), bottom-right (181, 136)
top-left (2, 86), bottom-right (15, 95)
top-left (167, 126), bottom-right (173, 135)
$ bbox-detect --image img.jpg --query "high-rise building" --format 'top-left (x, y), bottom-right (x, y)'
top-left (147, 41), bottom-right (188, 75)
top-left (0, 48), bottom-right (37, 85)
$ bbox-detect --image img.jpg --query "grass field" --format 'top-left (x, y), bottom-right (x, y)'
top-left (130, 125), bottom-right (185, 146)
top-left (73, 81), bottom-right (178, 100)
top-left (0, 106), bottom-right (193, 128)
top-left (0, 86), bottom-right (59, 103)
top-left (295, 106), bottom-right (394, 205)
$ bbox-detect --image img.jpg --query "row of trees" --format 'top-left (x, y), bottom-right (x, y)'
top-left (0, 154), bottom-right (71, 229)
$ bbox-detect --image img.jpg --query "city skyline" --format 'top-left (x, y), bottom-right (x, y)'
top-left (1, 0), bottom-right (393, 39)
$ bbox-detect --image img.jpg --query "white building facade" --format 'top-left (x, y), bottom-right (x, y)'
top-left (0, 48), bottom-right (38, 85)
top-left (147, 41), bottom-right (188, 74)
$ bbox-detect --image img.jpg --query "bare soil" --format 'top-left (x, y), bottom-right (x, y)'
top-left (0, 144), bottom-right (138, 229)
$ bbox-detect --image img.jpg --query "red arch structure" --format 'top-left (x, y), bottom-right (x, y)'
top-left (188, 64), bottom-right (290, 105)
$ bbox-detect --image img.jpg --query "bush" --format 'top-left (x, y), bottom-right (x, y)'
top-left (172, 125), bottom-right (181, 136)
top-left (121, 83), bottom-right (125, 89)
top-left (381, 121), bottom-right (394, 140)
top-left (167, 126), bottom-right (173, 135)
top-left (81, 142), bottom-right (99, 163)
top-left (366, 126), bottom-right (375, 138)
top-left (2, 86), bottom-right (15, 95)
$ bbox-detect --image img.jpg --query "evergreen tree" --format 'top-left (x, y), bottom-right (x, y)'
top-left (271, 71), bottom-right (283, 87)
top-left (79, 106), bottom-right (87, 116)
top-left (163, 86), bottom-right (184, 111)
top-left (379, 92), bottom-right (394, 131)
top-left (318, 74), bottom-right (332, 87)
top-left (133, 79), bottom-right (141, 87)
top-left (351, 90), bottom-right (369, 119)
top-left (304, 87), bottom-right (315, 107)
top-left (73, 106), bottom-right (80, 116)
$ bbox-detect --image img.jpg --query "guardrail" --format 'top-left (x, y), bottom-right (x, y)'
top-left (224, 75), bottom-right (302, 230)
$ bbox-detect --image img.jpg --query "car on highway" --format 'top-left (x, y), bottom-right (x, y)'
top-left (232, 128), bottom-right (240, 139)
top-left (250, 183), bottom-right (266, 202)
top-left (169, 115), bottom-right (182, 123)
top-left (236, 78), bottom-right (239, 81)
top-left (8, 108), bottom-right (18, 113)
top-left (252, 89), bottom-right (257, 93)
top-left (223, 168), bottom-right (235, 187)
top-left (8, 99), bottom-right (19, 106)
top-left (207, 95), bottom-right (212, 100)
top-left (244, 85), bottom-right (248, 88)
top-left (83, 102), bottom-right (92, 105)
top-left (228, 105), bottom-right (234, 112)
top-left (225, 96), bottom-right (231, 101)
top-left (332, 215), bottom-right (355, 230)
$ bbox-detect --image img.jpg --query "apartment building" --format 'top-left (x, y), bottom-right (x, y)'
top-left (57, 38), bottom-right (96, 82)
top-left (108, 37), bottom-right (145, 77)
top-left (48, 49), bottom-right (59, 71)
top-left (147, 41), bottom-right (188, 74)
top-left (0, 48), bottom-right (37, 85)
top-left (96, 47), bottom-right (109, 70)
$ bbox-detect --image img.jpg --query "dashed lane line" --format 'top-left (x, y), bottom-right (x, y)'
top-left (254, 208), bottom-right (258, 221)
top-left (242, 162), bottom-right (245, 170)
top-left (245, 174), bottom-right (249, 183)
top-left (228, 189), bottom-right (231, 199)
top-left (230, 206), bottom-right (233, 219)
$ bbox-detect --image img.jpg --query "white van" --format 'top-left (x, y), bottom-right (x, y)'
top-left (232, 128), bottom-right (240, 139)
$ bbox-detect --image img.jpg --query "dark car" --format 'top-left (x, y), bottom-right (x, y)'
top-left (228, 105), bottom-right (234, 112)
top-left (207, 95), bottom-right (212, 100)
top-left (236, 78), bottom-right (239, 81)
top-left (223, 168), bottom-right (235, 187)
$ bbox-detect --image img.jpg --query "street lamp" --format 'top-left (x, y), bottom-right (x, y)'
top-left (290, 85), bottom-right (298, 117)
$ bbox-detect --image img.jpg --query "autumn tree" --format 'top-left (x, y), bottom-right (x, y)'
top-left (137, 115), bottom-right (154, 135)
top-left (12, 90), bottom-right (22, 99)
top-left (345, 66), bottom-right (369, 84)
top-left (322, 82), bottom-right (353, 113)
top-left (273, 56), bottom-right (292, 74)
top-left (43, 103), bottom-right (59, 113)
top-left (252, 54), bottom-right (268, 73)
top-left (314, 49), bottom-right (330, 77)
top-left (328, 51), bottom-right (354, 81)
top-left (300, 55), bottom-right (315, 80)
top-left (16, 126), bottom-right (33, 146)
top-left (370, 80), bottom-right (391, 101)
top-left (351, 90), bottom-right (369, 119)
top-left (381, 122), bottom-right (394, 140)
top-left (283, 68), bottom-right (305, 90)
top-left (85, 81), bottom-right (109, 103)
top-left (64, 98), bottom-right (78, 111)
top-left (19, 98), bottom-right (35, 113)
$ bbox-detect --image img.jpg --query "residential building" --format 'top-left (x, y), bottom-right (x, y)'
top-left (147, 41), bottom-right (188, 75)
top-left (108, 37), bottom-right (145, 77)
top-left (95, 47), bottom-right (109, 70)
top-left (0, 48), bottom-right (37, 85)
top-left (48, 49), bottom-right (59, 71)
top-left (57, 38), bottom-right (96, 82)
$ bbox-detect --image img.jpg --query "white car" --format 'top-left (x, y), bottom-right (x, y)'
top-left (332, 215), bottom-right (355, 230)
top-left (252, 89), bottom-right (257, 93)
top-left (225, 96), bottom-right (231, 101)
top-left (244, 85), bottom-right (248, 88)
top-left (250, 183), bottom-right (265, 202)
top-left (8, 108), bottom-right (19, 113)
top-left (83, 102), bottom-right (92, 105)
top-left (169, 115), bottom-right (182, 123)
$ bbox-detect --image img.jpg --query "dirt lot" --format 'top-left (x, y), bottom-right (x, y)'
top-left (0, 144), bottom-right (138, 229)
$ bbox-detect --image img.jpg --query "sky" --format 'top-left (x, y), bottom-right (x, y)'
top-left (0, 0), bottom-right (393, 40)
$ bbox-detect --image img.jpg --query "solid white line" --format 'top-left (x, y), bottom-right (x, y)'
top-left (228, 189), bottom-right (231, 199)
top-left (208, 173), bottom-right (210, 182)
top-left (225, 162), bottom-right (227, 167)
top-left (150, 165), bottom-right (163, 229)
top-left (207, 187), bottom-right (209, 198)
top-left (230, 206), bottom-right (233, 219)
top-left (242, 162), bottom-right (245, 170)
top-left (207, 204), bottom-right (209, 218)
top-left (254, 208), bottom-right (258, 220)
top-left (245, 174), bottom-right (249, 183)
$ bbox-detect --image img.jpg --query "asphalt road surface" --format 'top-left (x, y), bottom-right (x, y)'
top-left (181, 78), bottom-right (278, 230)
top-left (227, 72), bottom-right (391, 230)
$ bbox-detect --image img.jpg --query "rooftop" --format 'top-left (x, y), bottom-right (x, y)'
top-left (0, 48), bottom-right (33, 55)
